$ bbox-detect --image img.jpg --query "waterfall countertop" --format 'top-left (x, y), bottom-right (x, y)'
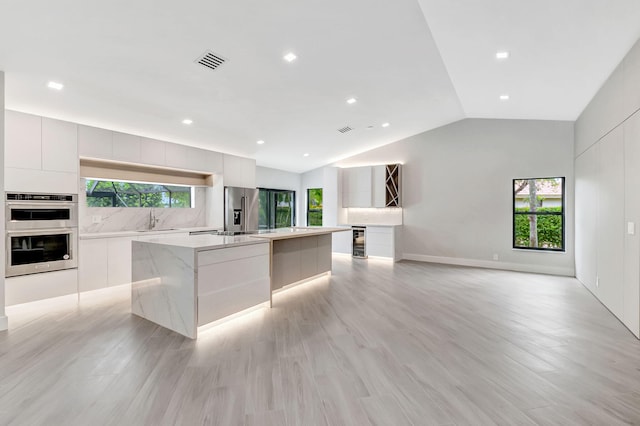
top-left (134, 233), bottom-right (267, 251)
top-left (132, 227), bottom-right (349, 250)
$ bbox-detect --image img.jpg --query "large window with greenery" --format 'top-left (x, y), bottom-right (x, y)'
top-left (258, 188), bottom-right (295, 230)
top-left (86, 179), bottom-right (193, 208)
top-left (307, 188), bottom-right (323, 226)
top-left (513, 177), bottom-right (564, 251)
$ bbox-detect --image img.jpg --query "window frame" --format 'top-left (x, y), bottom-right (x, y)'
top-left (258, 188), bottom-right (296, 230)
top-left (307, 188), bottom-right (323, 227)
top-left (85, 178), bottom-right (194, 209)
top-left (512, 177), bottom-right (565, 252)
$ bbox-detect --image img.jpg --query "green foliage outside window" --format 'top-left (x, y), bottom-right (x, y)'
top-left (514, 207), bottom-right (563, 249)
top-left (307, 188), bottom-right (323, 226)
top-left (86, 180), bottom-right (192, 208)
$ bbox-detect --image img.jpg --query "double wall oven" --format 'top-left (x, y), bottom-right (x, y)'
top-left (5, 193), bottom-right (78, 277)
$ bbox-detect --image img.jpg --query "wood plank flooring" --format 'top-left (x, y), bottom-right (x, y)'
top-left (2, 257), bottom-right (640, 425)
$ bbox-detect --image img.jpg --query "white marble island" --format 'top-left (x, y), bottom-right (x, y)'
top-left (131, 234), bottom-right (270, 339)
top-left (132, 227), bottom-right (349, 338)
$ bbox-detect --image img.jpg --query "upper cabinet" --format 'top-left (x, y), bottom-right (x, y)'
top-left (78, 124), bottom-right (223, 174)
top-left (342, 166), bottom-right (372, 207)
top-left (342, 164), bottom-right (401, 208)
top-left (5, 110), bottom-right (42, 170)
top-left (5, 111), bottom-right (78, 193)
top-left (223, 154), bottom-right (256, 188)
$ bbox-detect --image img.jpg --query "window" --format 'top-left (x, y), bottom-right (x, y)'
top-left (258, 188), bottom-right (296, 230)
top-left (307, 188), bottom-right (323, 226)
top-left (86, 179), bottom-right (193, 208)
top-left (513, 177), bottom-right (564, 251)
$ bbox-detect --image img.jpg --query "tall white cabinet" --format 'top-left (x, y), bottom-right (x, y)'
top-left (5, 111), bottom-right (78, 193)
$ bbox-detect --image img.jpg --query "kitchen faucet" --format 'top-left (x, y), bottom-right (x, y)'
top-left (149, 209), bottom-right (159, 230)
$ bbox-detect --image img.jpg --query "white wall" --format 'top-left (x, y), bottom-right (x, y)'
top-left (256, 166), bottom-right (302, 226)
top-left (334, 118), bottom-right (575, 276)
top-left (0, 71), bottom-right (6, 330)
top-left (574, 37), bottom-right (640, 337)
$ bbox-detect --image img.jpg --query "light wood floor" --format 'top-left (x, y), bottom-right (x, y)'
top-left (2, 257), bottom-right (640, 425)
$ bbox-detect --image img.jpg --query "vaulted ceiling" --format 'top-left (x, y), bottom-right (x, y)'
top-left (1, 0), bottom-right (639, 173)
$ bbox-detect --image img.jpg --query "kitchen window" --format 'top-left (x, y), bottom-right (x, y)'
top-left (513, 177), bottom-right (564, 251)
top-left (307, 188), bottom-right (323, 226)
top-left (85, 179), bottom-right (193, 208)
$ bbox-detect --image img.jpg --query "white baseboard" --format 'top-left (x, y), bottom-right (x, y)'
top-left (402, 253), bottom-right (575, 277)
top-left (0, 315), bottom-right (8, 331)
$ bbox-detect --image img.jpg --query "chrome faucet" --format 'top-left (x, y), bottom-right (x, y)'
top-left (148, 209), bottom-right (159, 230)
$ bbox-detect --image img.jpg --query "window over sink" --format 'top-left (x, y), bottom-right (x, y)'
top-left (85, 179), bottom-right (193, 208)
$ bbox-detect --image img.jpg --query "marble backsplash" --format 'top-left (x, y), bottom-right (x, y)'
top-left (79, 184), bottom-right (207, 233)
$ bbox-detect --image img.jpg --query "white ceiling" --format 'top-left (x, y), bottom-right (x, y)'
top-left (1, 1), bottom-right (639, 173)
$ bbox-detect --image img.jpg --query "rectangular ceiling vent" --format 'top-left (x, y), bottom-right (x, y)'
top-left (338, 126), bottom-right (353, 134)
top-left (195, 50), bottom-right (227, 71)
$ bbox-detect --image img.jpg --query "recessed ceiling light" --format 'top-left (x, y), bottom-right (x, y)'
top-left (499, 94), bottom-right (510, 101)
top-left (382, 122), bottom-right (390, 128)
top-left (47, 81), bottom-right (64, 90)
top-left (182, 119), bottom-right (193, 125)
top-left (346, 97), bottom-right (357, 105)
top-left (496, 51), bottom-right (510, 59)
top-left (256, 140), bottom-right (265, 145)
top-left (303, 153), bottom-right (310, 157)
top-left (283, 52), bottom-right (297, 62)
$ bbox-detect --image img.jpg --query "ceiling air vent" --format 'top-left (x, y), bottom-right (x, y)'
top-left (338, 126), bottom-right (353, 134)
top-left (195, 50), bottom-right (227, 71)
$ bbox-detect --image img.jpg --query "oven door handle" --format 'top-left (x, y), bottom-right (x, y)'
top-left (6, 228), bottom-right (75, 237)
top-left (6, 201), bottom-right (77, 207)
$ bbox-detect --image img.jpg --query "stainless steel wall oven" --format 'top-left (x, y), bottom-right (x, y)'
top-left (5, 193), bottom-right (78, 277)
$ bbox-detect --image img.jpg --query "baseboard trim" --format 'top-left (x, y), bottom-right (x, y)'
top-left (402, 253), bottom-right (575, 277)
top-left (0, 315), bottom-right (8, 331)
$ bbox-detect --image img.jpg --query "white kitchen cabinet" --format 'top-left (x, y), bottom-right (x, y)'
top-left (107, 237), bottom-right (134, 286)
top-left (372, 165), bottom-right (386, 207)
top-left (79, 239), bottom-right (108, 292)
top-left (165, 142), bottom-right (189, 169)
top-left (5, 111), bottom-right (78, 193)
top-left (78, 124), bottom-right (112, 159)
top-left (366, 226), bottom-right (395, 258)
top-left (140, 137), bottom-right (166, 166)
top-left (5, 269), bottom-right (78, 306)
top-left (223, 154), bottom-right (256, 187)
top-left (342, 166), bottom-right (372, 207)
top-left (112, 132), bottom-right (141, 163)
top-left (5, 168), bottom-right (79, 194)
top-left (343, 164), bottom-right (401, 208)
top-left (42, 118), bottom-right (78, 173)
top-left (5, 110), bottom-right (41, 170)
top-left (188, 146), bottom-right (224, 173)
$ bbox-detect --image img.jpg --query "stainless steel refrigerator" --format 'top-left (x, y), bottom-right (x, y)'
top-left (224, 186), bottom-right (259, 233)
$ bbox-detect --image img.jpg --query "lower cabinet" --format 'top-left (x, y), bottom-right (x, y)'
top-left (79, 239), bottom-right (108, 291)
top-left (332, 225), bottom-right (400, 260)
top-left (367, 226), bottom-right (395, 258)
top-left (79, 232), bottom-right (190, 292)
top-left (271, 234), bottom-right (332, 290)
top-left (5, 269), bottom-right (78, 306)
top-left (197, 244), bottom-right (270, 326)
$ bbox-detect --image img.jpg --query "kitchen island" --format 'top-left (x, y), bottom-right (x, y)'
top-left (250, 227), bottom-right (348, 292)
top-left (131, 227), bottom-right (348, 338)
top-left (131, 234), bottom-right (270, 339)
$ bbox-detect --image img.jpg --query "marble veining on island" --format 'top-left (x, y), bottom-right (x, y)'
top-left (131, 228), bottom-right (349, 338)
top-left (131, 234), bottom-right (270, 338)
